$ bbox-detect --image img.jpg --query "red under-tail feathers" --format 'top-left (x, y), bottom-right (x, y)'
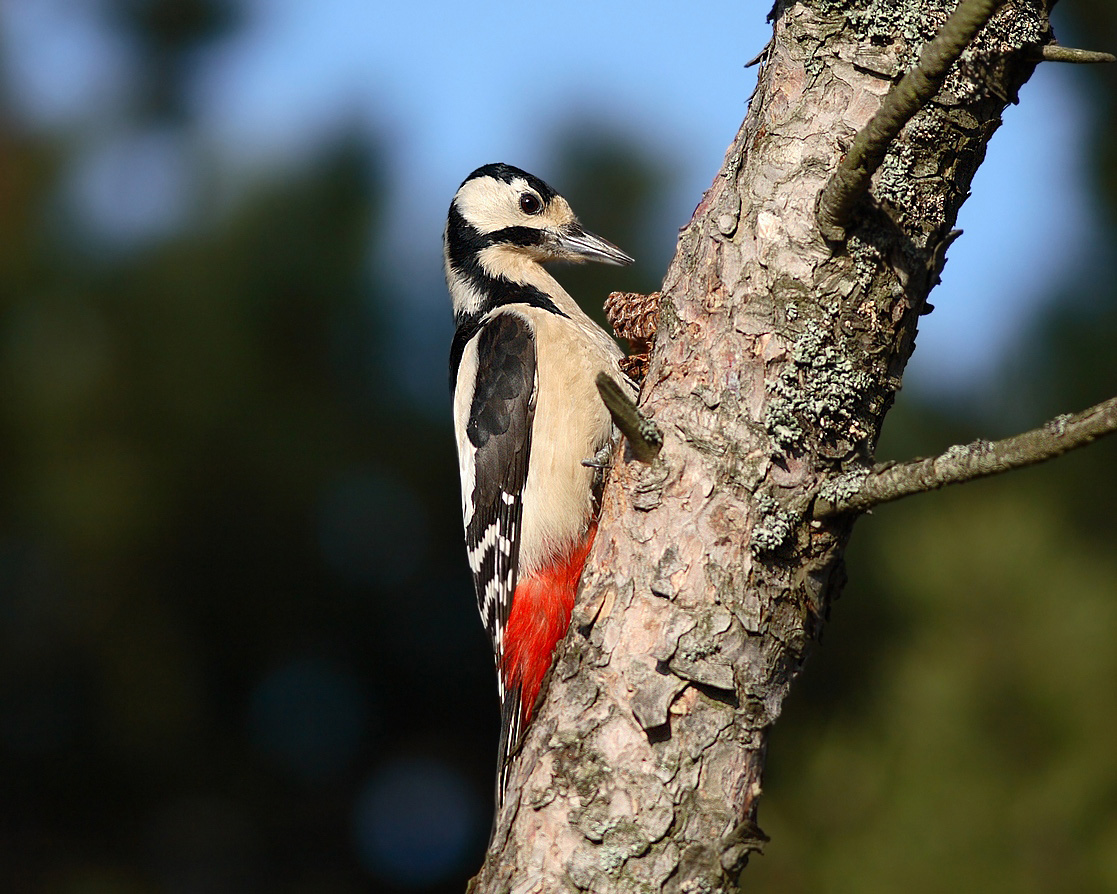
top-left (501, 523), bottom-right (597, 732)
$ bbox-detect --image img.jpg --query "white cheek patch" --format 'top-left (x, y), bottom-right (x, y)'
top-left (455, 178), bottom-right (520, 234)
top-left (454, 175), bottom-right (575, 238)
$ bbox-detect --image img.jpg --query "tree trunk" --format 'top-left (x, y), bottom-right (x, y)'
top-left (472, 1), bottom-right (1049, 890)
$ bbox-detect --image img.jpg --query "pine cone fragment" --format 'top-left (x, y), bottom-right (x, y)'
top-left (605, 291), bottom-right (661, 383)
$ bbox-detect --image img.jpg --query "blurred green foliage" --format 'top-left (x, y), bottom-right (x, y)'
top-left (0, 2), bottom-right (1114, 893)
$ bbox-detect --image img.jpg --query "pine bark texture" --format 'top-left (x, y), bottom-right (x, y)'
top-left (472, 1), bottom-right (1049, 891)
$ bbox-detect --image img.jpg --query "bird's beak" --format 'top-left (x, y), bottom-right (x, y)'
top-left (553, 223), bottom-right (634, 266)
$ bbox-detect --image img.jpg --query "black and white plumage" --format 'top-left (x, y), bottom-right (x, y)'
top-left (462, 313), bottom-right (535, 671)
top-left (444, 163), bottom-right (635, 806)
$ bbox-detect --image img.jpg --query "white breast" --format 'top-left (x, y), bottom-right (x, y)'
top-left (514, 304), bottom-right (628, 576)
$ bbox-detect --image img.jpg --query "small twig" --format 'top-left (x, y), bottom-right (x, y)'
top-left (745, 39), bottom-right (773, 69)
top-left (816, 0), bottom-right (1007, 241)
top-left (596, 373), bottom-right (662, 464)
top-left (1039, 44), bottom-right (1116, 64)
top-left (814, 395), bottom-right (1117, 517)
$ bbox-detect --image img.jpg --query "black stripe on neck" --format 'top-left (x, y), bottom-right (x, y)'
top-left (445, 206), bottom-right (547, 280)
top-left (445, 204), bottom-right (490, 278)
top-left (485, 226), bottom-right (546, 248)
top-left (445, 202), bottom-right (570, 322)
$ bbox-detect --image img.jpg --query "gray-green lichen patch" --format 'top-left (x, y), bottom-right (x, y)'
top-left (807, 0), bottom-right (1043, 136)
top-left (876, 139), bottom-right (945, 231)
top-left (845, 231), bottom-right (884, 285)
top-left (956, 3), bottom-right (1047, 102)
top-left (816, 466), bottom-right (870, 505)
top-left (763, 320), bottom-right (876, 456)
top-left (764, 398), bottom-right (805, 451)
top-left (807, 0), bottom-right (946, 67)
top-left (749, 494), bottom-right (799, 554)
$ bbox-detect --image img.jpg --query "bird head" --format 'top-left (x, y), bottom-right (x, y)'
top-left (445, 163), bottom-right (634, 282)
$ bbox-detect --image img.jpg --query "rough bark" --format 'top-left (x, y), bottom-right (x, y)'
top-left (471, 1), bottom-right (1050, 890)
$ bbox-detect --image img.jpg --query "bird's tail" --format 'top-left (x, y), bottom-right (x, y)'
top-left (494, 524), bottom-right (597, 808)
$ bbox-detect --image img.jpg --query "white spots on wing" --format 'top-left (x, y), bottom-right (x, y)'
top-left (467, 522), bottom-right (499, 573)
top-left (482, 576), bottom-right (504, 652)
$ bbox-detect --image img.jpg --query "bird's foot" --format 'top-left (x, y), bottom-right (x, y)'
top-left (581, 444), bottom-right (614, 471)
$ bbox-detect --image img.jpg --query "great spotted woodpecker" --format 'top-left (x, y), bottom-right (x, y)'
top-left (444, 163), bottom-right (635, 804)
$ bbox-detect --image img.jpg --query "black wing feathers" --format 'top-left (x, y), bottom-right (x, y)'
top-left (464, 313), bottom-right (536, 666)
top-left (466, 316), bottom-right (534, 450)
top-left (462, 312), bottom-right (536, 809)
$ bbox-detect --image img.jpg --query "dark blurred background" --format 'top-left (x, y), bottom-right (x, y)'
top-left (0, 2), bottom-right (1114, 892)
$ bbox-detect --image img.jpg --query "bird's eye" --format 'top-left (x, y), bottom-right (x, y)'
top-left (519, 193), bottom-right (543, 215)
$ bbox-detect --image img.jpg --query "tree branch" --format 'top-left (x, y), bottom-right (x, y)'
top-left (595, 372), bottom-right (663, 463)
top-left (815, 395), bottom-right (1117, 517)
top-left (816, 0), bottom-right (1007, 241)
top-left (1038, 44), bottom-right (1116, 64)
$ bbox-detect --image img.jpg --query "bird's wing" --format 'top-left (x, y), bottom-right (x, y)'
top-left (459, 312), bottom-right (537, 747)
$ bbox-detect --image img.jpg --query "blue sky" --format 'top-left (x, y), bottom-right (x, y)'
top-left (1, 0), bottom-right (1097, 400)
